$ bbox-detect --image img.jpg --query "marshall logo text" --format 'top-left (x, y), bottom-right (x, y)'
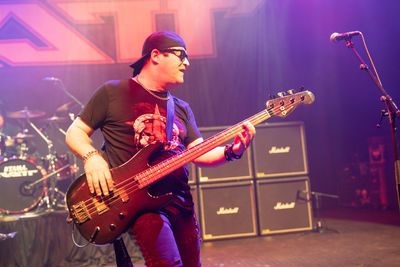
top-left (274, 202), bottom-right (295, 210)
top-left (217, 207), bottom-right (239, 215)
top-left (268, 146), bottom-right (291, 154)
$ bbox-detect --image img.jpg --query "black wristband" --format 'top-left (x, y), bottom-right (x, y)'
top-left (224, 143), bottom-right (242, 161)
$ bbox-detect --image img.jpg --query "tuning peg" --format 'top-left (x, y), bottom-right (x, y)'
top-left (298, 86), bottom-right (305, 92)
top-left (277, 92), bottom-right (286, 97)
top-left (287, 89), bottom-right (295, 95)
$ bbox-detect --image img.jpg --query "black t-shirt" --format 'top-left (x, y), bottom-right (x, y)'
top-left (79, 79), bottom-right (202, 211)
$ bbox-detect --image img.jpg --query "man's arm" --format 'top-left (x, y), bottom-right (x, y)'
top-left (190, 121), bottom-right (255, 167)
top-left (65, 117), bottom-right (113, 196)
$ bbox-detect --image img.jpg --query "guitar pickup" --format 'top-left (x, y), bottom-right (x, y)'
top-left (71, 201), bottom-right (91, 224)
top-left (94, 198), bottom-right (110, 215)
top-left (119, 189), bottom-right (129, 203)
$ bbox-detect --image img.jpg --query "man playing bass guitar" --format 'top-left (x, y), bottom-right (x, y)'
top-left (65, 31), bottom-right (255, 267)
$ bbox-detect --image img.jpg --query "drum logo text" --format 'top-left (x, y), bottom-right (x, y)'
top-left (0, 165), bottom-right (39, 178)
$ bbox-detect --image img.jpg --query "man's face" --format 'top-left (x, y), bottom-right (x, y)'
top-left (156, 46), bottom-right (190, 88)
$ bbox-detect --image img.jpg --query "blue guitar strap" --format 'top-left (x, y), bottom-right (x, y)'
top-left (166, 93), bottom-right (174, 142)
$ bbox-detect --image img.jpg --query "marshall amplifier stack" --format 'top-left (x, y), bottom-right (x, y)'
top-left (253, 122), bottom-right (309, 178)
top-left (191, 122), bottom-right (313, 241)
top-left (256, 177), bottom-right (312, 235)
top-left (253, 122), bottom-right (313, 235)
top-left (197, 125), bottom-right (253, 183)
top-left (198, 181), bottom-right (257, 240)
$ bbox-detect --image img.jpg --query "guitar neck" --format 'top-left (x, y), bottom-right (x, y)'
top-left (138, 109), bottom-right (272, 188)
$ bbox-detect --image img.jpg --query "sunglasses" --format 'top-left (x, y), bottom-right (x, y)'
top-left (159, 49), bottom-right (188, 61)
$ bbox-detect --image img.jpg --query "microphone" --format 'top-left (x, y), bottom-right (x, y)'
top-left (330, 31), bottom-right (361, 43)
top-left (43, 77), bottom-right (60, 81)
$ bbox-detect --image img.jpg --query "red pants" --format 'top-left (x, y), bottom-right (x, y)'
top-left (130, 210), bottom-right (201, 266)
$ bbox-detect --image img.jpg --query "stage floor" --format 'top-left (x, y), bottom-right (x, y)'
top-left (133, 208), bottom-right (400, 267)
top-left (1, 208), bottom-right (400, 267)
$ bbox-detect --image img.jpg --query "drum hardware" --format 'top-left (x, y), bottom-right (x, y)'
top-left (17, 142), bottom-right (29, 158)
top-left (50, 80), bottom-right (84, 124)
top-left (56, 102), bottom-right (78, 122)
top-left (24, 163), bottom-right (71, 190)
top-left (27, 117), bottom-right (52, 149)
top-left (5, 108), bottom-right (45, 159)
top-left (12, 133), bottom-right (35, 140)
top-left (51, 122), bottom-right (79, 182)
top-left (31, 163), bottom-right (71, 210)
top-left (56, 101), bottom-right (76, 113)
top-left (0, 132), bottom-right (32, 159)
top-left (43, 115), bottom-right (68, 136)
top-left (1, 80), bottom-right (84, 214)
top-left (9, 132), bottom-right (35, 158)
top-left (7, 107), bottom-right (46, 119)
top-left (43, 115), bottom-right (67, 122)
top-left (23, 115), bottom-right (68, 211)
top-left (69, 113), bottom-right (75, 121)
top-left (1, 104), bottom-right (77, 214)
top-left (56, 103), bottom-right (78, 122)
top-left (44, 77), bottom-right (85, 110)
top-left (58, 127), bottom-right (67, 135)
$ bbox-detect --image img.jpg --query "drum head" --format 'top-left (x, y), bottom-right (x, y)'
top-left (0, 158), bottom-right (45, 214)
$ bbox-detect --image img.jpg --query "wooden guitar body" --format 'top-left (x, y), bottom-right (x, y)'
top-left (66, 142), bottom-right (173, 245)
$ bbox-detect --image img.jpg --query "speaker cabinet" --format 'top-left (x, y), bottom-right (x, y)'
top-left (187, 162), bottom-right (196, 184)
top-left (253, 122), bottom-right (308, 178)
top-left (256, 177), bottom-right (313, 235)
top-left (197, 127), bottom-right (253, 183)
top-left (199, 181), bottom-right (257, 240)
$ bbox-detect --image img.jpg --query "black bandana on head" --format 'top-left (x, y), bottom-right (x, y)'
top-left (130, 31), bottom-right (186, 76)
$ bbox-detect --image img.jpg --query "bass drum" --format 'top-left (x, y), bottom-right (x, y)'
top-left (0, 158), bottom-right (46, 214)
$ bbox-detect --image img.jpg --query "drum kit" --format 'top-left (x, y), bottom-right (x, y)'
top-left (0, 103), bottom-right (79, 215)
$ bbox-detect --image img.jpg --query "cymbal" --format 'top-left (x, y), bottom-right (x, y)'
top-left (7, 108), bottom-right (46, 119)
top-left (12, 133), bottom-right (35, 139)
top-left (56, 102), bottom-right (75, 113)
top-left (43, 115), bottom-right (67, 122)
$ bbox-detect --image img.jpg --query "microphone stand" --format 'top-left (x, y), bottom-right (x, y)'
top-left (345, 38), bottom-right (400, 212)
top-left (53, 79), bottom-right (85, 110)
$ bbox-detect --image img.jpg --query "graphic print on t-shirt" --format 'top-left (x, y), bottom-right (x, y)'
top-left (132, 104), bottom-right (180, 150)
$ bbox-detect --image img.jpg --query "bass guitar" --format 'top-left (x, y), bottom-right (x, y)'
top-left (66, 89), bottom-right (315, 245)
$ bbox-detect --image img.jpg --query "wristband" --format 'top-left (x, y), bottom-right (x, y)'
top-left (82, 150), bottom-right (100, 162)
top-left (224, 144), bottom-right (242, 162)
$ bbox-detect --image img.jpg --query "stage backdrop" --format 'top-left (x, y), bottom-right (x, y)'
top-left (1, 0), bottom-right (400, 208)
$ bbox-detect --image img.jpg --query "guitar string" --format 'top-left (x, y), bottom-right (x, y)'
top-left (77, 95), bottom-right (305, 217)
top-left (79, 99), bottom-right (297, 217)
top-left (79, 98), bottom-right (299, 217)
top-left (80, 109), bottom-right (273, 216)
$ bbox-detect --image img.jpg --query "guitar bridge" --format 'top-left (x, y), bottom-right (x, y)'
top-left (71, 201), bottom-right (91, 224)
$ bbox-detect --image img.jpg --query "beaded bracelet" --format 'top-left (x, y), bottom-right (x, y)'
top-left (224, 143), bottom-right (243, 162)
top-left (82, 150), bottom-right (100, 162)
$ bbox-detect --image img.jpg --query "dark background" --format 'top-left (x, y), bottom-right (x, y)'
top-left (1, 0), bottom-right (400, 209)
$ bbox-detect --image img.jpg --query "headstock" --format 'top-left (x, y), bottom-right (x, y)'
top-left (266, 89), bottom-right (315, 118)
